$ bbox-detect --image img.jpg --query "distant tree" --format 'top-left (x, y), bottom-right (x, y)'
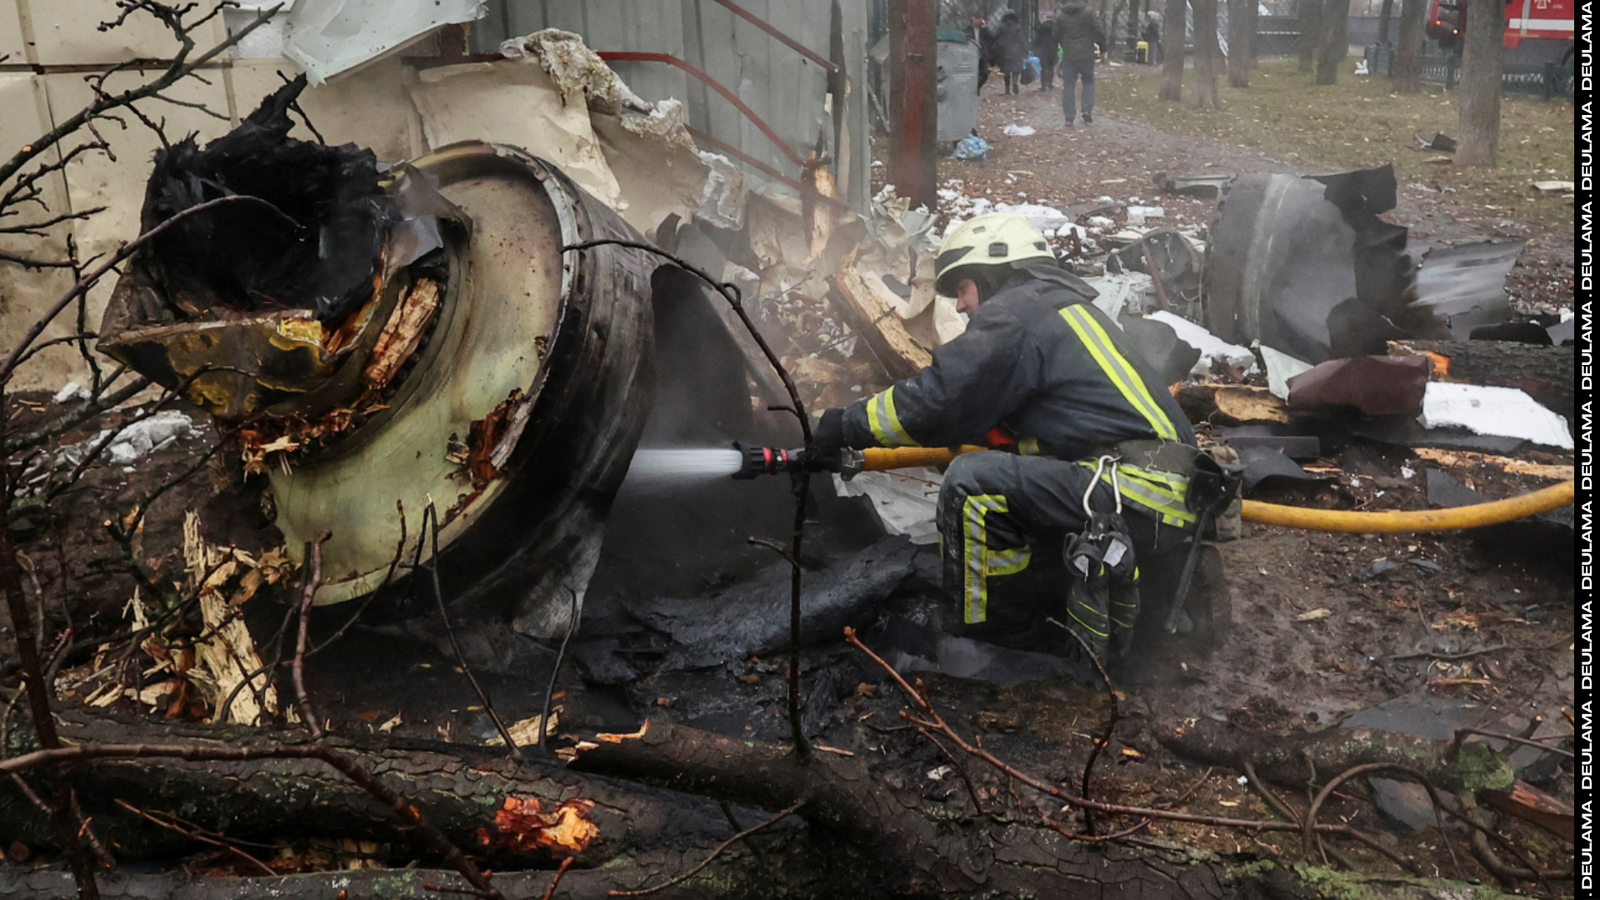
top-left (1392, 0), bottom-right (1427, 91)
top-left (1377, 0), bottom-right (1395, 43)
top-left (1245, 0), bottom-right (1260, 66)
top-left (1456, 0), bottom-right (1504, 165)
top-left (1316, 0), bottom-right (1349, 83)
top-left (1228, 0), bottom-right (1251, 85)
top-left (1159, 0), bottom-right (1187, 99)
top-left (1194, 0), bottom-right (1223, 106)
top-left (1298, 0), bottom-right (1322, 71)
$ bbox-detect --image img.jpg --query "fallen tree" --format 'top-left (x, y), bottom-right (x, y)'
top-left (0, 706), bottom-right (1538, 900)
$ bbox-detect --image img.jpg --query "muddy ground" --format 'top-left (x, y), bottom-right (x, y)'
top-left (1, 66), bottom-right (1576, 890)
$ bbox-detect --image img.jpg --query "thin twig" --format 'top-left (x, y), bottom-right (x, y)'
top-left (918, 728), bottom-right (985, 815)
top-left (293, 531), bottom-right (332, 739)
top-left (538, 586), bottom-right (580, 752)
top-left (540, 857), bottom-right (575, 900)
top-left (416, 503), bottom-right (520, 759)
top-left (1046, 617), bottom-right (1118, 835)
top-left (1243, 761), bottom-right (1368, 873)
top-left (609, 800), bottom-right (805, 896)
top-left (307, 501), bottom-right (407, 657)
top-left (113, 798), bottom-right (276, 876)
top-left (1451, 728), bottom-right (1574, 760)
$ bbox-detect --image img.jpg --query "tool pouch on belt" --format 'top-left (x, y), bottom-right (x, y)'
top-left (1202, 445), bottom-right (1245, 541)
top-left (1186, 448), bottom-right (1245, 541)
top-left (1061, 513), bottom-right (1140, 662)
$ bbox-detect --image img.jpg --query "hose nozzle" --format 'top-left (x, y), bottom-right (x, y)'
top-left (730, 443), bottom-right (864, 480)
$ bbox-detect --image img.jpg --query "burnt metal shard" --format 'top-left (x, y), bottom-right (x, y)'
top-left (143, 76), bottom-right (396, 324)
top-left (101, 120), bottom-right (658, 645)
top-left (1285, 355), bottom-right (1433, 417)
top-left (1203, 165), bottom-right (1517, 364)
top-left (620, 536), bottom-right (923, 671)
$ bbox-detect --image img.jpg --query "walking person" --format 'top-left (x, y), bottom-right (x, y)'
top-left (1142, 11), bottom-right (1162, 65)
top-left (1055, 0), bottom-right (1108, 126)
top-left (969, 15), bottom-right (995, 93)
top-left (992, 9), bottom-right (1030, 95)
top-left (1032, 11), bottom-right (1060, 90)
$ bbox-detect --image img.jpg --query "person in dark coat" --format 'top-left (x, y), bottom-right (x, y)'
top-left (991, 10), bottom-right (1029, 95)
top-left (1054, 0), bottom-right (1108, 125)
top-left (969, 15), bottom-right (995, 93)
top-left (1142, 11), bottom-right (1162, 65)
top-left (1032, 12), bottom-right (1060, 91)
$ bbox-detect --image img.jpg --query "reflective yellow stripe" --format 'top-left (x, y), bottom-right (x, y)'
top-left (866, 387), bottom-right (919, 447)
top-left (1017, 437), bottom-right (1041, 455)
top-left (1068, 594), bottom-right (1111, 638)
top-left (1059, 306), bottom-right (1179, 442)
top-left (961, 494), bottom-right (1031, 623)
top-left (1082, 461), bottom-right (1196, 527)
top-left (988, 546), bottom-right (1033, 576)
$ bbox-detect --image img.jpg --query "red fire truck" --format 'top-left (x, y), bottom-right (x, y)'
top-left (1426, 0), bottom-right (1576, 50)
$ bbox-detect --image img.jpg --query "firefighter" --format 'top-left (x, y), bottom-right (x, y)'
top-left (812, 213), bottom-right (1200, 656)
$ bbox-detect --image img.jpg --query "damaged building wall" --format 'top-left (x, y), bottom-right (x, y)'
top-left (471, 0), bottom-right (872, 211)
top-left (0, 0), bottom-right (870, 390)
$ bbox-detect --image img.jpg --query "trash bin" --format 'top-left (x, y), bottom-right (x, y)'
top-left (1136, 40), bottom-right (1149, 63)
top-left (936, 29), bottom-right (979, 144)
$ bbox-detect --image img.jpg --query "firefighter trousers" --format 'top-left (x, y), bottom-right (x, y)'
top-left (936, 450), bottom-right (1190, 651)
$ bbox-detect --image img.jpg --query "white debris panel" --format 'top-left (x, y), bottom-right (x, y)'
top-left (284, 0), bottom-right (487, 85)
top-left (834, 469), bottom-right (943, 544)
top-left (1418, 383), bottom-right (1573, 450)
top-left (1145, 311), bottom-right (1256, 372)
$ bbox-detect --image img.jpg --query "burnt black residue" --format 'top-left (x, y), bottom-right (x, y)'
top-left (142, 75), bottom-right (397, 322)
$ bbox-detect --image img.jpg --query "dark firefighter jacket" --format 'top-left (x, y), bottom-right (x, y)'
top-left (840, 261), bottom-right (1199, 526)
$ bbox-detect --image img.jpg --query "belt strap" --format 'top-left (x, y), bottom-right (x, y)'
top-left (1111, 439), bottom-right (1202, 477)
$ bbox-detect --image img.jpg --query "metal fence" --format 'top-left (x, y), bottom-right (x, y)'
top-left (1365, 45), bottom-right (1574, 101)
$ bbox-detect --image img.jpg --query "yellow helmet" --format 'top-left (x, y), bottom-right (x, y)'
top-left (934, 213), bottom-right (1056, 297)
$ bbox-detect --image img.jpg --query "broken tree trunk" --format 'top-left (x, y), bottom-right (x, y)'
top-left (0, 706), bottom-right (740, 867)
top-left (0, 709), bottom-right (1536, 899)
top-left (1389, 339), bottom-right (1576, 428)
top-left (1152, 717), bottom-right (1515, 795)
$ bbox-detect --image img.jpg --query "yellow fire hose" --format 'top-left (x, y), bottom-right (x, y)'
top-left (856, 446), bottom-right (1576, 534)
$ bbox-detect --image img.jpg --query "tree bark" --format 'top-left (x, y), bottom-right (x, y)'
top-left (1245, 0), bottom-right (1260, 67)
top-left (1159, 0), bottom-right (1187, 99)
top-left (1193, 0), bottom-right (1223, 107)
top-left (1392, 0), bottom-right (1428, 91)
top-left (1316, 0), bottom-right (1349, 84)
top-left (1377, 0), bottom-right (1395, 44)
top-left (1455, 0), bottom-right (1504, 167)
top-left (1227, 0), bottom-right (1251, 86)
top-left (0, 857), bottom-right (1531, 900)
top-left (0, 707), bottom-right (739, 866)
top-left (1298, 0), bottom-right (1323, 71)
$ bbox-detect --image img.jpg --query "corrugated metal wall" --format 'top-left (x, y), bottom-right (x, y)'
top-left (473, 0), bottom-right (872, 208)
